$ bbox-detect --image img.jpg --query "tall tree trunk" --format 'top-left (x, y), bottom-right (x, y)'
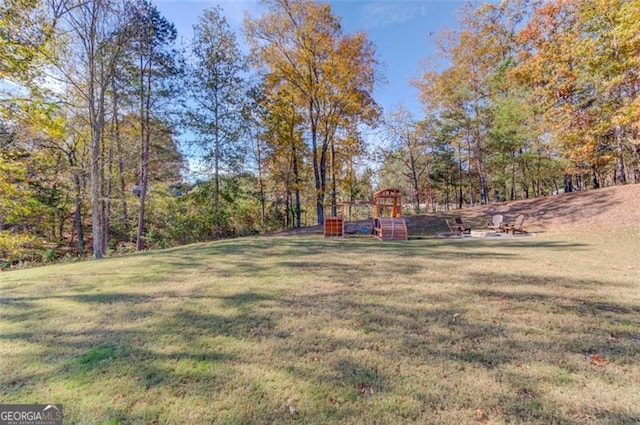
top-left (285, 189), bottom-right (291, 229)
top-left (479, 172), bottom-right (489, 205)
top-left (90, 121), bottom-right (104, 258)
top-left (466, 133), bottom-right (475, 207)
top-left (564, 174), bottom-right (573, 193)
top-left (136, 146), bottom-right (148, 250)
top-left (73, 173), bottom-right (84, 255)
top-left (89, 71), bottom-right (105, 259)
top-left (284, 163), bottom-right (291, 229)
top-left (86, 8), bottom-right (105, 259)
top-left (214, 139), bottom-right (220, 237)
top-left (101, 127), bottom-right (110, 253)
top-left (136, 59), bottom-right (150, 251)
top-left (457, 145), bottom-right (463, 209)
top-left (409, 152), bottom-right (421, 213)
top-left (614, 125), bottom-right (626, 185)
top-left (634, 143), bottom-right (640, 184)
top-left (254, 133), bottom-right (266, 230)
top-left (309, 102), bottom-right (323, 224)
top-left (213, 94), bottom-right (221, 239)
top-left (320, 138), bottom-right (328, 223)
top-left (510, 152), bottom-right (516, 200)
top-left (473, 98), bottom-right (488, 205)
top-left (444, 177), bottom-right (450, 211)
top-left (330, 138), bottom-right (337, 217)
top-left (112, 74), bottom-right (129, 241)
top-left (292, 143), bottom-right (301, 228)
top-left (591, 165), bottom-right (600, 189)
top-left (477, 142), bottom-right (488, 204)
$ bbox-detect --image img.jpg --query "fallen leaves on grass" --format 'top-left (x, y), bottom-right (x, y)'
top-left (590, 353), bottom-right (608, 365)
top-left (520, 389), bottom-right (535, 399)
top-left (327, 395), bottom-right (344, 405)
top-left (287, 398), bottom-right (298, 416)
top-left (288, 404), bottom-right (297, 415)
top-left (474, 408), bottom-right (488, 422)
top-left (356, 382), bottom-right (374, 396)
top-left (570, 412), bottom-right (596, 421)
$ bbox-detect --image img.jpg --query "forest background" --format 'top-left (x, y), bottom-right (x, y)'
top-left (1, 0), bottom-right (639, 267)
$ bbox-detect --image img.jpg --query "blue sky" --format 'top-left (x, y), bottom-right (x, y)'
top-left (154, 0), bottom-right (468, 117)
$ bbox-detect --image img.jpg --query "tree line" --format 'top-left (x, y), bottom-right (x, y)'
top-left (388, 0), bottom-right (639, 213)
top-left (1, 0), bottom-right (638, 266)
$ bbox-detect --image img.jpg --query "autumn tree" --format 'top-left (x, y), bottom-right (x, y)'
top-left (1, 0), bottom-right (71, 251)
top-left (1, 0), bottom-right (188, 264)
top-left (613, 0), bottom-right (640, 182)
top-left (52, 0), bottom-right (135, 258)
top-left (0, 0), bottom-right (64, 92)
top-left (573, 0), bottom-right (640, 185)
top-left (260, 86), bottom-right (307, 228)
top-left (417, 0), bottom-right (560, 205)
top-left (513, 0), bottom-right (640, 189)
top-left (245, 0), bottom-right (379, 224)
top-left (20, 104), bottom-right (93, 253)
top-left (0, 124), bottom-right (45, 232)
top-left (330, 124), bottom-right (369, 215)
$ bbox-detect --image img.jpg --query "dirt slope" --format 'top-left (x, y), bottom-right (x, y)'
top-left (405, 183), bottom-right (640, 236)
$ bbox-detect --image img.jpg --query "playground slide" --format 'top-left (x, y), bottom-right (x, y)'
top-left (375, 217), bottom-right (408, 241)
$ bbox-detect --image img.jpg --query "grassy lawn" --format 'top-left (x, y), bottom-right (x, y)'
top-left (1, 229), bottom-right (639, 424)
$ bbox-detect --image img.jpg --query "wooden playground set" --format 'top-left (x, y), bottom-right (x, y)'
top-left (323, 188), bottom-right (408, 241)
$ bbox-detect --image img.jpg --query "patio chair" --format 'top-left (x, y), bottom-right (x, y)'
top-left (454, 217), bottom-right (471, 235)
top-left (445, 219), bottom-right (464, 237)
top-left (487, 214), bottom-right (505, 232)
top-left (505, 214), bottom-right (527, 234)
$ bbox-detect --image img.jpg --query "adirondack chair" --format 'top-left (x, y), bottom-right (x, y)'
top-left (506, 214), bottom-right (527, 234)
top-left (445, 219), bottom-right (463, 236)
top-left (454, 217), bottom-right (471, 234)
top-left (487, 214), bottom-right (505, 232)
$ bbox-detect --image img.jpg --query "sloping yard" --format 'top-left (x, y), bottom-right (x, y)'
top-left (1, 185), bottom-right (640, 424)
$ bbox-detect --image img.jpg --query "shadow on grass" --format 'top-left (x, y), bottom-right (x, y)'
top-left (274, 237), bottom-right (590, 262)
top-left (1, 235), bottom-right (638, 424)
top-left (465, 275), bottom-right (640, 364)
top-left (219, 291), bottom-right (276, 308)
top-left (92, 236), bottom-right (593, 280)
top-left (169, 309), bottom-right (277, 340)
top-left (70, 293), bottom-right (155, 304)
top-left (3, 279), bottom-right (638, 424)
top-left (470, 272), bottom-right (620, 289)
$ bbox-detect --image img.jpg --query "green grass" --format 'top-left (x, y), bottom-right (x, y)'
top-left (1, 229), bottom-right (640, 424)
